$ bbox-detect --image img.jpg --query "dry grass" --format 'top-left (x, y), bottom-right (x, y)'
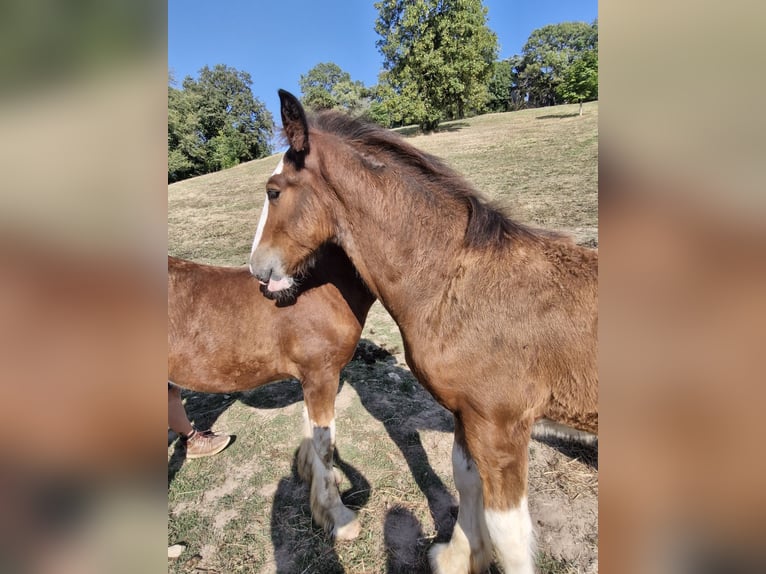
top-left (168, 102), bottom-right (598, 573)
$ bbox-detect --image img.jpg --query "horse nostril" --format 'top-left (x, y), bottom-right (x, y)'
top-left (248, 259), bottom-right (268, 283)
top-left (250, 264), bottom-right (271, 285)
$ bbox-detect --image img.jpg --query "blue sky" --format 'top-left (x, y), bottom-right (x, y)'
top-left (168, 0), bottom-right (597, 122)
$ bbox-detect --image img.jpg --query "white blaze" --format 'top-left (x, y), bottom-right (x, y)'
top-left (250, 156), bottom-right (285, 259)
top-left (250, 200), bottom-right (269, 259)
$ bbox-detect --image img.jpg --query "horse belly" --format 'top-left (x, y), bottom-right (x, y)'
top-left (168, 312), bottom-right (295, 393)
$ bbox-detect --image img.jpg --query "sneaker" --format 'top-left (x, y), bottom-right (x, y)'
top-left (185, 430), bottom-right (232, 459)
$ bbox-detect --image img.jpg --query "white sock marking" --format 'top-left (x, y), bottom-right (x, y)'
top-left (452, 443), bottom-right (486, 541)
top-left (302, 405), bottom-right (336, 443)
top-left (430, 443), bottom-right (492, 573)
top-left (301, 406), bottom-right (354, 537)
top-left (485, 497), bottom-right (535, 574)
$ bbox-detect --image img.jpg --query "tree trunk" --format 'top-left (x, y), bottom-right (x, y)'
top-left (579, 101), bottom-right (583, 116)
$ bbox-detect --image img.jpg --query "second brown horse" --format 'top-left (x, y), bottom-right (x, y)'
top-left (168, 243), bottom-right (374, 539)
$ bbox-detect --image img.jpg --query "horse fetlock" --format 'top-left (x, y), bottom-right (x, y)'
top-left (296, 438), bottom-right (314, 483)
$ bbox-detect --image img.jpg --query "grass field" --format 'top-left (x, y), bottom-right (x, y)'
top-left (168, 101), bottom-right (598, 573)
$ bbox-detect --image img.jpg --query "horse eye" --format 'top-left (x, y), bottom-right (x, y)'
top-left (267, 189), bottom-right (280, 201)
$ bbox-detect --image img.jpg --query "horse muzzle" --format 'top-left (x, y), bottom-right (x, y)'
top-left (249, 249), bottom-right (294, 293)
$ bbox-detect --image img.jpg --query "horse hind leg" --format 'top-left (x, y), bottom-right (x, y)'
top-left (429, 432), bottom-right (493, 574)
top-left (296, 397), bottom-right (360, 541)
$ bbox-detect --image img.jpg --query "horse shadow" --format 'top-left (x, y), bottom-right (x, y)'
top-left (384, 505), bottom-right (428, 573)
top-left (167, 380), bottom-right (304, 485)
top-left (346, 339), bottom-right (598, 571)
top-left (269, 449), bottom-right (371, 574)
top-left (344, 340), bottom-right (458, 543)
top-left (534, 435), bottom-right (598, 470)
top-left (395, 121), bottom-right (469, 137)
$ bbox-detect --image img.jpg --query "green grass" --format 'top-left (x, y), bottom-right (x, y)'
top-left (168, 102), bottom-right (598, 573)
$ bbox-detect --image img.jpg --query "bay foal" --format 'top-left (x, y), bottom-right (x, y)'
top-left (168, 243), bottom-right (374, 539)
top-left (250, 91), bottom-right (597, 573)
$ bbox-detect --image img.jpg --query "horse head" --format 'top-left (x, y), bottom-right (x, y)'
top-left (249, 90), bottom-right (336, 301)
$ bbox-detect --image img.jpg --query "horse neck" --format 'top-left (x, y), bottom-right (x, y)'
top-left (331, 164), bottom-right (469, 323)
top-left (310, 244), bottom-right (376, 326)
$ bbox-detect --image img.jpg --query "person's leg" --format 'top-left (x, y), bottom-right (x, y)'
top-left (168, 383), bottom-right (193, 436)
top-left (168, 383), bottom-right (232, 458)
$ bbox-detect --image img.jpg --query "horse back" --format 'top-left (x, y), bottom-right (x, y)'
top-left (168, 249), bottom-right (372, 393)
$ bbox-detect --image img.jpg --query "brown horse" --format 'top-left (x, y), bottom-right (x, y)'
top-left (250, 90), bottom-right (598, 573)
top-left (168, 243), bottom-right (374, 540)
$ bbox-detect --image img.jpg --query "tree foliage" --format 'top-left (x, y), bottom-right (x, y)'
top-left (375, 0), bottom-right (498, 131)
top-left (167, 64), bottom-right (274, 182)
top-left (299, 62), bottom-right (369, 114)
top-left (486, 55), bottom-right (529, 112)
top-left (518, 20), bottom-right (598, 108)
top-left (365, 73), bottom-right (427, 128)
top-left (557, 49), bottom-right (598, 113)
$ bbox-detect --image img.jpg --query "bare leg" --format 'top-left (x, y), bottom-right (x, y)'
top-left (168, 383), bottom-right (192, 436)
top-left (168, 383), bottom-right (231, 458)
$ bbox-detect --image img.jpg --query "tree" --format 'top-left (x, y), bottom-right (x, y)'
top-left (299, 62), bottom-right (369, 114)
top-left (168, 64), bottom-right (274, 182)
top-left (168, 77), bottom-right (205, 182)
top-left (518, 20), bottom-right (597, 108)
top-left (557, 49), bottom-right (598, 115)
top-left (365, 73), bottom-right (425, 128)
top-left (487, 57), bottom-right (526, 112)
top-left (487, 59), bottom-right (512, 112)
top-left (375, 0), bottom-right (498, 131)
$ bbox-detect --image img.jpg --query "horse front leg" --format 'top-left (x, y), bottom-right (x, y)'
top-left (297, 375), bottom-right (360, 540)
top-left (474, 414), bottom-right (535, 574)
top-left (429, 419), bottom-right (493, 574)
top-left (430, 413), bottom-right (535, 574)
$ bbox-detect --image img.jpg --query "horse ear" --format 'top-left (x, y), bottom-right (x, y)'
top-left (278, 89), bottom-right (310, 154)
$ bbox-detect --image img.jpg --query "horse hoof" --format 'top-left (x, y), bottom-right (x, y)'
top-left (429, 542), bottom-right (470, 574)
top-left (333, 513), bottom-right (361, 541)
